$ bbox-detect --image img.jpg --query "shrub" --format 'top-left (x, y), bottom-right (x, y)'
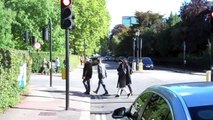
top-left (0, 48), bottom-right (31, 112)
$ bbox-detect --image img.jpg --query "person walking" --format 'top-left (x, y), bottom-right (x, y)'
top-left (80, 56), bottom-right (83, 65)
top-left (82, 58), bottom-right (93, 95)
top-left (93, 58), bottom-right (109, 95)
top-left (115, 59), bottom-right (130, 97)
top-left (39, 58), bottom-right (48, 74)
top-left (55, 57), bottom-right (60, 73)
top-left (124, 59), bottom-right (133, 96)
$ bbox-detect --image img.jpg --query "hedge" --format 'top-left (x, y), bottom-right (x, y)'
top-left (31, 52), bottom-right (80, 73)
top-left (0, 48), bottom-right (31, 112)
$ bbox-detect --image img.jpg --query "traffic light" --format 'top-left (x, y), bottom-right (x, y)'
top-left (30, 36), bottom-right (35, 46)
top-left (23, 31), bottom-right (28, 43)
top-left (42, 28), bottom-right (48, 41)
top-left (61, 0), bottom-right (75, 29)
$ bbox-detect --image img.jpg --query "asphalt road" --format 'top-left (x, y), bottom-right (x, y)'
top-left (29, 61), bottom-right (206, 120)
top-left (89, 61), bottom-right (206, 120)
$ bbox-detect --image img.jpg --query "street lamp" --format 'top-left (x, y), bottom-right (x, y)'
top-left (132, 37), bottom-right (136, 71)
top-left (135, 29), bottom-right (140, 71)
top-left (183, 40), bottom-right (186, 71)
top-left (133, 37), bottom-right (136, 58)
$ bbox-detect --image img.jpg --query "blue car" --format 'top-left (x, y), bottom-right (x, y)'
top-left (142, 57), bottom-right (154, 70)
top-left (112, 82), bottom-right (213, 120)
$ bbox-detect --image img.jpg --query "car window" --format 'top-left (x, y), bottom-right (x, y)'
top-left (189, 105), bottom-right (213, 120)
top-left (141, 93), bottom-right (173, 120)
top-left (129, 92), bottom-right (151, 119)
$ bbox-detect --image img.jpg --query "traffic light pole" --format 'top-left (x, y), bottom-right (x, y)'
top-left (49, 18), bottom-right (53, 87)
top-left (65, 28), bottom-right (70, 110)
top-left (211, 34), bottom-right (213, 82)
top-left (84, 39), bottom-right (86, 61)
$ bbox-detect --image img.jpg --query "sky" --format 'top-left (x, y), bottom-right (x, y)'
top-left (106, 0), bottom-right (190, 30)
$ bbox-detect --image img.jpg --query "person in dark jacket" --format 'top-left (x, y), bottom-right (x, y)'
top-left (124, 59), bottom-right (133, 96)
top-left (93, 58), bottom-right (108, 95)
top-left (82, 58), bottom-right (93, 95)
top-left (115, 59), bottom-right (130, 97)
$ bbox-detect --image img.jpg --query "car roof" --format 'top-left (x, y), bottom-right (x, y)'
top-left (151, 82), bottom-right (213, 107)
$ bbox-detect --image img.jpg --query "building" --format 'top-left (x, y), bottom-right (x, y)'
top-left (122, 16), bottom-right (138, 27)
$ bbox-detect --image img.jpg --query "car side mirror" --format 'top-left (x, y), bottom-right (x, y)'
top-left (112, 107), bottom-right (126, 119)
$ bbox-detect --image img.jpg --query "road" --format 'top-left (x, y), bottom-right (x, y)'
top-left (89, 61), bottom-right (206, 120)
top-left (29, 61), bottom-right (206, 120)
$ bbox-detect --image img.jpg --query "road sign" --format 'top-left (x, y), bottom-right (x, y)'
top-left (34, 42), bottom-right (41, 49)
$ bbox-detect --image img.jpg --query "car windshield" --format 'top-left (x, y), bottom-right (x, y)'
top-left (189, 105), bottom-right (213, 120)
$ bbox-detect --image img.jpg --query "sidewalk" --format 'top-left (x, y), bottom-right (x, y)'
top-left (0, 67), bottom-right (91, 120)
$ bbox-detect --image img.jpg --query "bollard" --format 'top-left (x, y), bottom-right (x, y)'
top-left (206, 71), bottom-right (209, 82)
top-left (206, 71), bottom-right (211, 82)
top-left (139, 62), bottom-right (143, 71)
top-left (132, 62), bottom-right (136, 71)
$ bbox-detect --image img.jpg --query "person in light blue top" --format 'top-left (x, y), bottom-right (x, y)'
top-left (55, 57), bottom-right (60, 73)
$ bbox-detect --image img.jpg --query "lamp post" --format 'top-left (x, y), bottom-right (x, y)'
top-left (183, 40), bottom-right (186, 71)
top-left (132, 37), bottom-right (136, 71)
top-left (135, 29), bottom-right (140, 71)
top-left (140, 38), bottom-right (142, 62)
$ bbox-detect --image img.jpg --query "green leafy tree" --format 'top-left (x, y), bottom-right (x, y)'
top-left (0, 1), bottom-right (15, 48)
top-left (154, 13), bottom-right (182, 57)
top-left (2, 0), bottom-right (110, 55)
top-left (4, 0), bottom-right (63, 51)
top-left (73, 0), bottom-right (110, 56)
top-left (135, 11), bottom-right (166, 57)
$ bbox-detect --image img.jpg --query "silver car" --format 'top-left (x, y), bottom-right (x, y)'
top-left (112, 82), bottom-right (213, 120)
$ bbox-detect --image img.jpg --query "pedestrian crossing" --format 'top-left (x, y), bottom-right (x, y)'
top-left (89, 94), bottom-right (135, 120)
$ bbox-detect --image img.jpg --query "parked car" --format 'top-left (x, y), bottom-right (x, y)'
top-left (112, 82), bottom-right (213, 120)
top-left (142, 57), bottom-right (154, 70)
top-left (127, 56), bottom-right (136, 68)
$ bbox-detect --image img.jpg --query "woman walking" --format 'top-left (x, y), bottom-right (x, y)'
top-left (124, 59), bottom-right (133, 96)
top-left (115, 59), bottom-right (130, 97)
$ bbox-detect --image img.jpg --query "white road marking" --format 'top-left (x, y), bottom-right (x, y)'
top-left (101, 114), bottom-right (107, 120)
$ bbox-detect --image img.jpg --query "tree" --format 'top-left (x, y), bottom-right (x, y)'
top-left (166, 12), bottom-right (181, 27)
top-left (179, 0), bottom-right (211, 53)
top-left (2, 0), bottom-right (110, 55)
top-left (0, 1), bottom-right (15, 48)
top-left (72, 0), bottom-right (110, 55)
top-left (135, 11), bottom-right (166, 56)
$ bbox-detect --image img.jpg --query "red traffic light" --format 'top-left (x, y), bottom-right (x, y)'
top-left (62, 0), bottom-right (71, 6)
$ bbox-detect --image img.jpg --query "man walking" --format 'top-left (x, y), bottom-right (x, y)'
top-left (93, 58), bottom-right (109, 95)
top-left (82, 58), bottom-right (93, 95)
